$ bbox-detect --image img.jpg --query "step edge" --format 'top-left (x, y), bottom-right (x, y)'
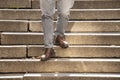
top-left (24, 73), bottom-right (120, 78)
top-left (1, 58), bottom-right (120, 62)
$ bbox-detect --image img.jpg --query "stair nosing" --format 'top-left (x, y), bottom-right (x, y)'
top-left (0, 9), bottom-right (120, 11)
top-left (2, 32), bottom-right (120, 36)
top-left (1, 58), bottom-right (120, 62)
top-left (24, 73), bottom-right (120, 78)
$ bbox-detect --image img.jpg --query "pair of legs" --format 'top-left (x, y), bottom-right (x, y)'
top-left (40, 0), bottom-right (74, 48)
top-left (40, 0), bottom-right (74, 61)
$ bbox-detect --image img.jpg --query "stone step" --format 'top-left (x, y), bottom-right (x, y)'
top-left (0, 74), bottom-right (23, 80)
top-left (0, 9), bottom-right (120, 20)
top-left (0, 45), bottom-right (26, 58)
top-left (24, 73), bottom-right (120, 80)
top-left (1, 32), bottom-right (120, 45)
top-left (1, 20), bottom-right (120, 32)
top-left (0, 0), bottom-right (31, 9)
top-left (1, 45), bottom-right (120, 58)
top-left (0, 0), bottom-right (119, 9)
top-left (28, 45), bottom-right (120, 58)
top-left (0, 58), bottom-right (120, 72)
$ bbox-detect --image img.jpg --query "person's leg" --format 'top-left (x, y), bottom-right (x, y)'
top-left (54, 0), bottom-right (74, 48)
top-left (40, 0), bottom-right (55, 48)
top-left (40, 0), bottom-right (56, 61)
top-left (55, 0), bottom-right (74, 37)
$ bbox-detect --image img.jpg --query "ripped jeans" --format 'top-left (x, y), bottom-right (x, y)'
top-left (40, 0), bottom-right (74, 48)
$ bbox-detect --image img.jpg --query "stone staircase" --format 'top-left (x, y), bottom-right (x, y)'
top-left (0, 0), bottom-right (120, 80)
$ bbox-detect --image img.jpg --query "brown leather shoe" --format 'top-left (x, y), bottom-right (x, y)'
top-left (41, 48), bottom-right (55, 61)
top-left (55, 35), bottom-right (69, 48)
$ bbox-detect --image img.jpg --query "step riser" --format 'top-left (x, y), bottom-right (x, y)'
top-left (1, 21), bottom-right (120, 32)
top-left (30, 21), bottom-right (120, 32)
top-left (0, 10), bottom-right (40, 20)
top-left (1, 46), bottom-right (120, 58)
top-left (0, 10), bottom-right (120, 20)
top-left (0, 60), bottom-right (120, 72)
top-left (1, 33), bottom-right (44, 45)
top-left (70, 10), bottom-right (120, 20)
top-left (0, 46), bottom-right (26, 58)
top-left (0, 21), bottom-right (28, 32)
top-left (1, 33), bottom-right (120, 45)
top-left (73, 1), bottom-right (120, 9)
top-left (28, 46), bottom-right (120, 58)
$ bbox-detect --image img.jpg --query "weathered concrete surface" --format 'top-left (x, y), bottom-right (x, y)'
top-left (0, 21), bottom-right (28, 32)
top-left (1, 33), bottom-right (44, 45)
top-left (0, 0), bottom-right (31, 9)
top-left (0, 10), bottom-right (41, 20)
top-left (0, 45), bottom-right (26, 58)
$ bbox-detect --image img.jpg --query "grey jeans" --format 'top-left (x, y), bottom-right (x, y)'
top-left (40, 0), bottom-right (74, 48)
